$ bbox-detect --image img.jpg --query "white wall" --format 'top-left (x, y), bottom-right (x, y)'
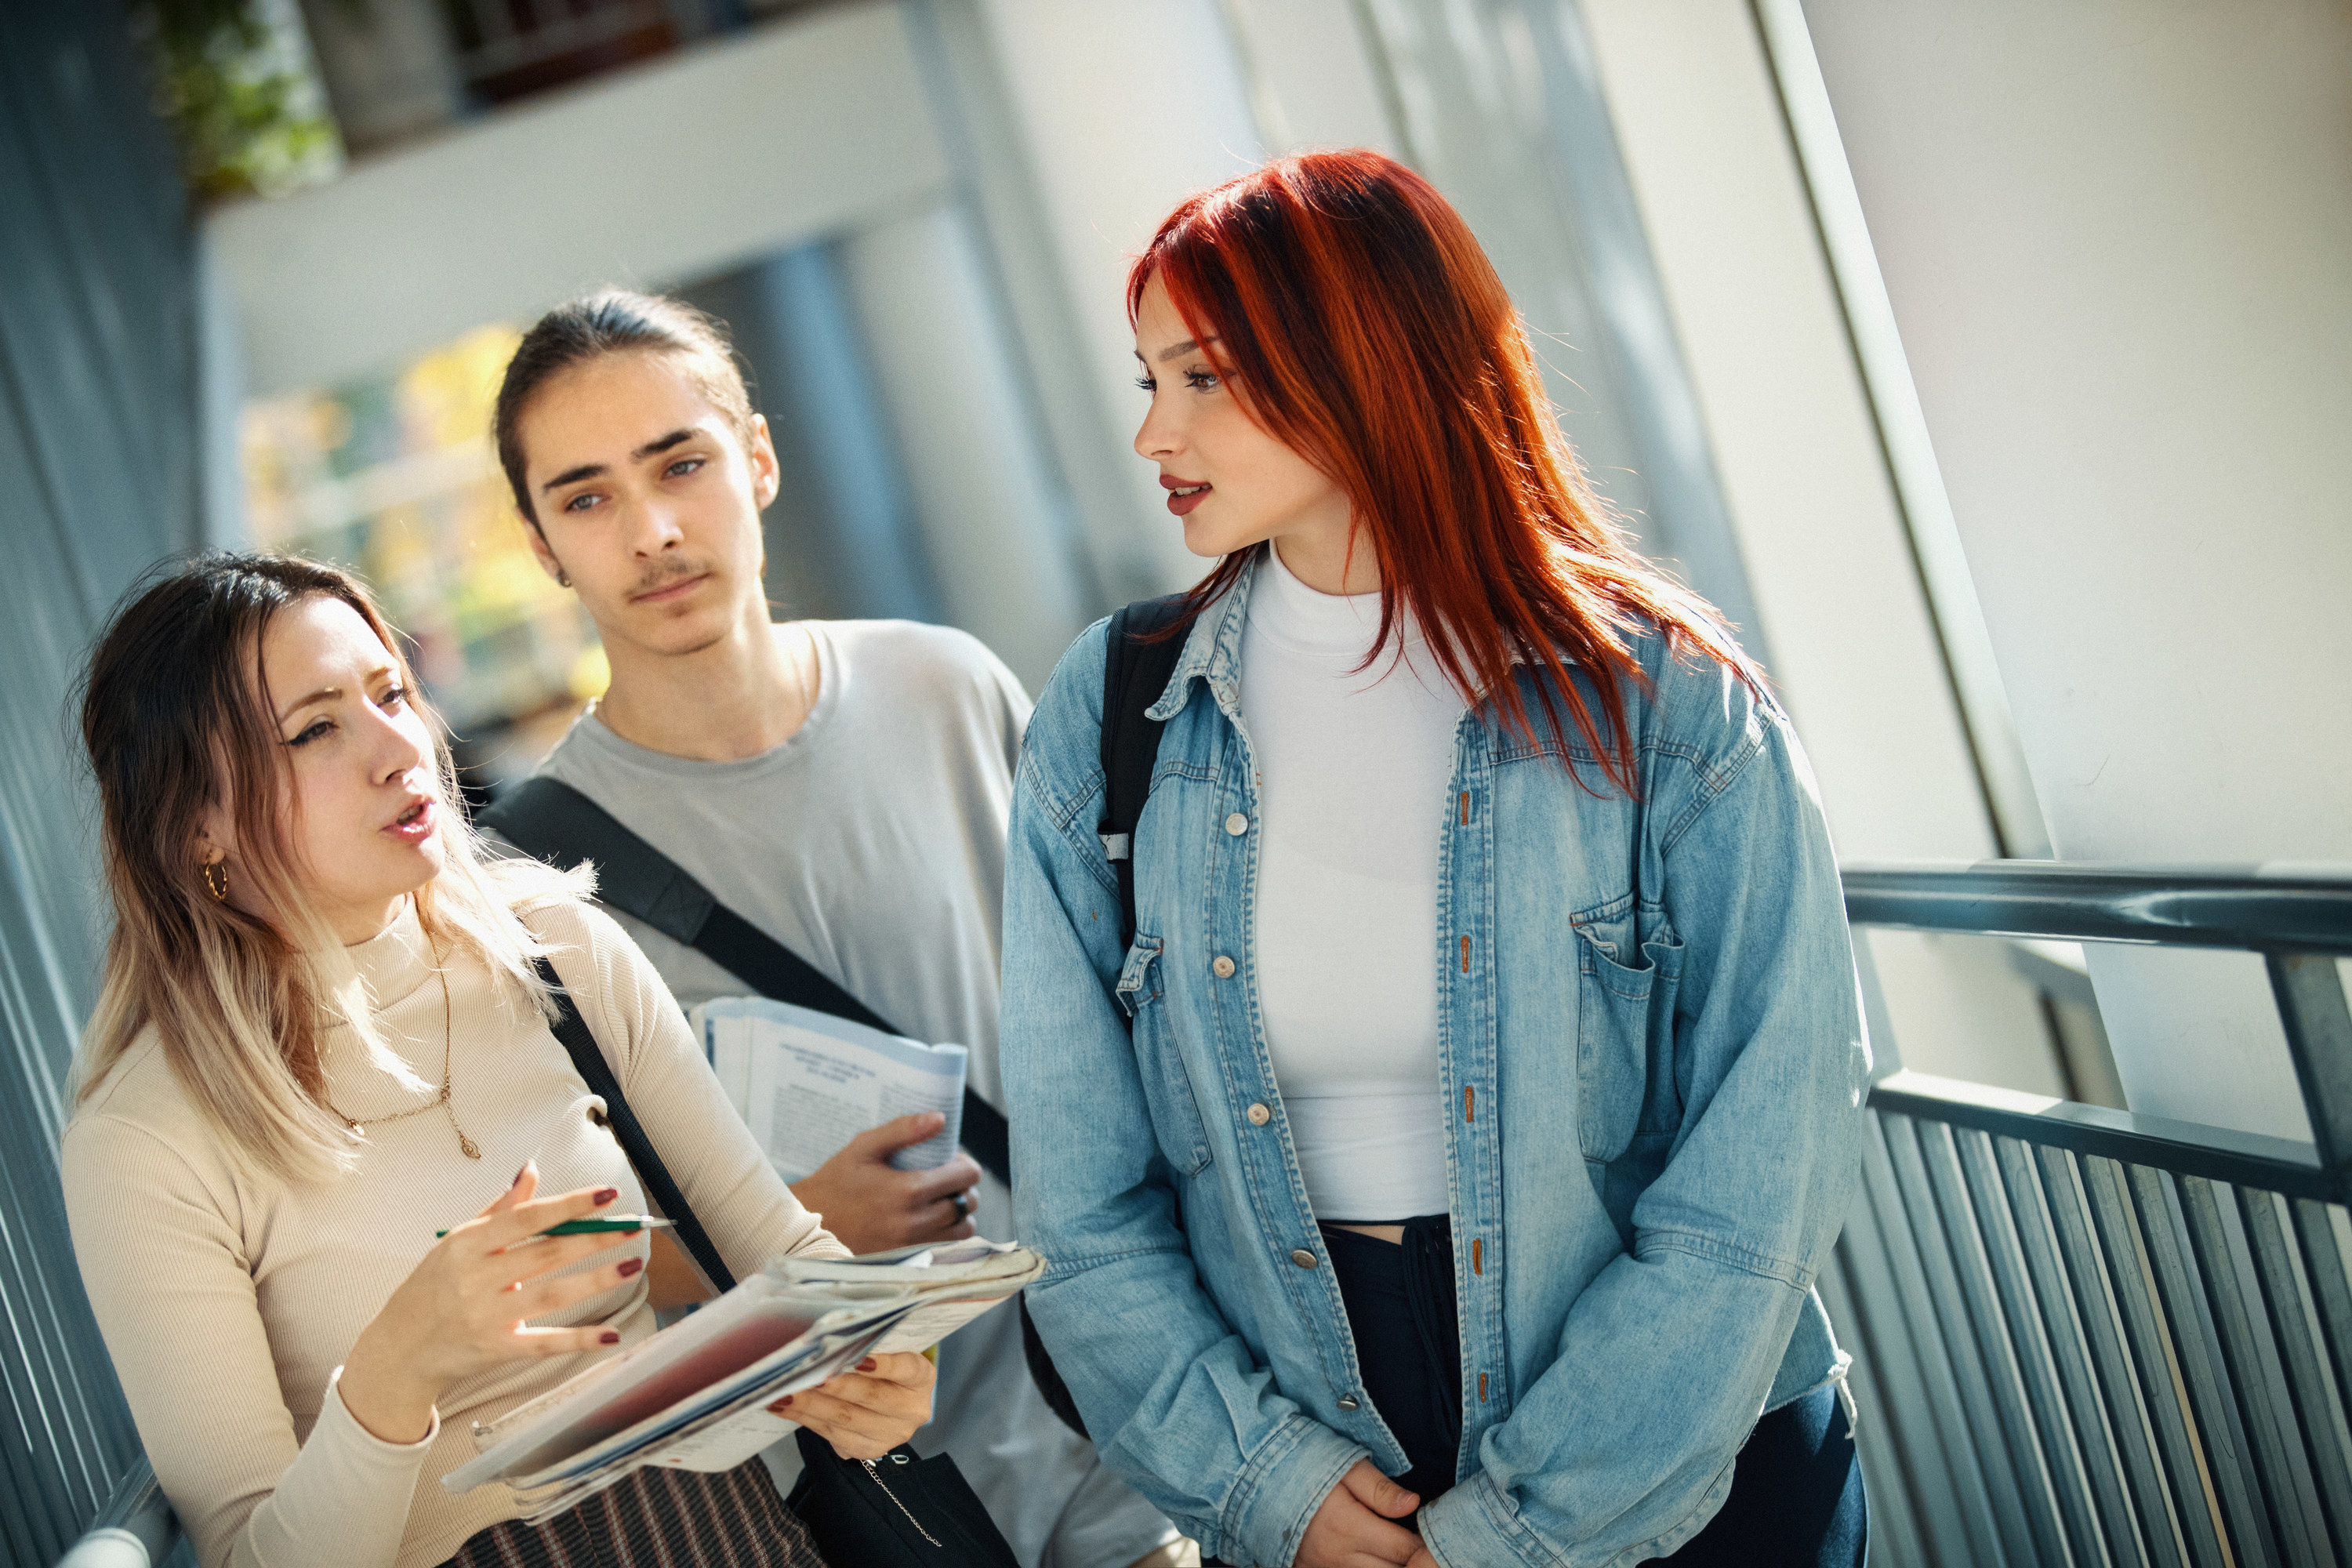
top-left (1214, 0), bottom-right (1397, 159)
top-left (972, 0), bottom-right (1270, 593)
top-left (1802, 0), bottom-right (2352, 1140)
top-left (212, 3), bottom-right (949, 394)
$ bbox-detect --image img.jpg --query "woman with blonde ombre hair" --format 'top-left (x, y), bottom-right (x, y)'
top-left (64, 552), bottom-right (932, 1568)
top-left (1003, 151), bottom-right (1870, 1565)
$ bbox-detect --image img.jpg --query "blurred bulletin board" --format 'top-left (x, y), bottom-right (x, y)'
top-left (239, 325), bottom-right (604, 786)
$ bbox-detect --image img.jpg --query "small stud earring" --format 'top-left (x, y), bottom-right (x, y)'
top-left (203, 861), bottom-right (228, 902)
top-left (557, 569), bottom-right (572, 588)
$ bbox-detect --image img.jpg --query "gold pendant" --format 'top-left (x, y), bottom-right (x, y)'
top-left (459, 1131), bottom-right (481, 1160)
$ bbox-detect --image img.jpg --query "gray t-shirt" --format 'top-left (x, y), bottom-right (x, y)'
top-left (535, 619), bottom-right (1025, 1108)
top-left (524, 620), bottom-right (1170, 1567)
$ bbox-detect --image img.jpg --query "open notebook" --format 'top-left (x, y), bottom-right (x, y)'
top-left (443, 1239), bottom-right (1042, 1521)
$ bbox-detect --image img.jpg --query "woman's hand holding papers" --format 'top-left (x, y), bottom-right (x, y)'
top-left (789, 1112), bottom-right (985, 1253)
top-left (770, 1351), bottom-right (936, 1460)
top-left (339, 1163), bottom-right (647, 1445)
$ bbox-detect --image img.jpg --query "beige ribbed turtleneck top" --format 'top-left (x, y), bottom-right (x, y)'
top-left (62, 895), bottom-right (846, 1568)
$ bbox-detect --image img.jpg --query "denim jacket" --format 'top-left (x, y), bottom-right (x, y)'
top-left (1001, 562), bottom-right (1870, 1567)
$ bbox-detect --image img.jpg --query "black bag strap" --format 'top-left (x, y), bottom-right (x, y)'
top-left (1020, 596), bottom-right (1194, 1443)
top-left (481, 777), bottom-right (1011, 1189)
top-left (532, 956), bottom-right (738, 1294)
top-left (1097, 595), bottom-right (1190, 946)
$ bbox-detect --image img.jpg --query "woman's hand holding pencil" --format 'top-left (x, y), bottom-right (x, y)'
top-left (338, 1162), bottom-right (648, 1445)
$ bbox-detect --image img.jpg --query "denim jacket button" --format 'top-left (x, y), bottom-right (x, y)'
top-left (1337, 1396), bottom-right (1359, 1411)
top-left (1246, 1102), bottom-right (1272, 1126)
top-left (1212, 955), bottom-right (1237, 978)
top-left (1290, 1248), bottom-right (1318, 1269)
top-left (1225, 812), bottom-right (1250, 836)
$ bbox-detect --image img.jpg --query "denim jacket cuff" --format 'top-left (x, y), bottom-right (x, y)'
top-left (1415, 1471), bottom-right (1565, 1568)
top-left (1217, 1416), bottom-right (1368, 1568)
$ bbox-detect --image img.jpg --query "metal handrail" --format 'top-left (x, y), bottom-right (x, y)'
top-left (56, 1455), bottom-right (176, 1566)
top-left (1845, 860), bottom-right (2352, 1189)
top-left (1842, 859), bottom-right (2352, 951)
top-left (1835, 859), bottom-right (2352, 1566)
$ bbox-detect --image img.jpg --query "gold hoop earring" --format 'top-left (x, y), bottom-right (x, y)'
top-left (203, 861), bottom-right (228, 902)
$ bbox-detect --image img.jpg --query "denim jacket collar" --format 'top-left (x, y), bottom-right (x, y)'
top-left (1145, 556), bottom-right (1258, 723)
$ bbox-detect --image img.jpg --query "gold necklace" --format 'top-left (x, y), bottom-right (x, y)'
top-left (324, 953), bottom-right (480, 1160)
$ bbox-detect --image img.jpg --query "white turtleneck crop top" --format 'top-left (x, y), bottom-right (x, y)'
top-left (1239, 546), bottom-right (1465, 1221)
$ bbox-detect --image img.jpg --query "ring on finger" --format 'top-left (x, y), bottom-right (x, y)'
top-left (948, 1189), bottom-right (971, 1221)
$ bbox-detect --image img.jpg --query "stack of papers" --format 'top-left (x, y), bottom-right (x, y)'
top-left (444, 1238), bottom-right (1043, 1519)
top-left (695, 997), bottom-right (968, 1182)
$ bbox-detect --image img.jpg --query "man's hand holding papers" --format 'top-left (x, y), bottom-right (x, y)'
top-left (792, 1112), bottom-right (984, 1251)
top-left (695, 999), bottom-right (986, 1251)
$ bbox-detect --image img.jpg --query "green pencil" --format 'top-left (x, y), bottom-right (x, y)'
top-left (436, 1215), bottom-right (675, 1239)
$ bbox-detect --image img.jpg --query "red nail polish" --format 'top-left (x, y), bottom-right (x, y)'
top-left (618, 1258), bottom-right (644, 1278)
top-left (857, 1357), bottom-right (878, 1373)
top-left (593, 1187), bottom-right (618, 1205)
top-left (779, 1395), bottom-right (793, 1407)
top-left (599, 1330), bottom-right (620, 1345)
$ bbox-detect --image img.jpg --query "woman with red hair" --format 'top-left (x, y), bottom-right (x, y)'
top-left (1001, 151), bottom-right (1869, 1566)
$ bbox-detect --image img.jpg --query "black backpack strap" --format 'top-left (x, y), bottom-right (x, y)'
top-left (1097, 596), bottom-right (1190, 946)
top-left (533, 956), bottom-right (738, 1294)
top-left (1024, 596), bottom-right (1193, 1442)
top-left (482, 776), bottom-right (1011, 1188)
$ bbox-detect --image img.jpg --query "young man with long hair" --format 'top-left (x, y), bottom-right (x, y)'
top-left (1004, 151), bottom-right (1870, 1566)
top-left (489, 292), bottom-right (1178, 1568)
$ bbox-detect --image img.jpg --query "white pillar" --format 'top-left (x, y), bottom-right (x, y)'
top-left (971, 0), bottom-right (1270, 593)
top-left (1802, 0), bottom-right (2352, 1140)
top-left (835, 201), bottom-right (1094, 692)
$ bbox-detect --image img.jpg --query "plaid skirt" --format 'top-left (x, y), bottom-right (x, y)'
top-left (439, 1461), bottom-right (827, 1568)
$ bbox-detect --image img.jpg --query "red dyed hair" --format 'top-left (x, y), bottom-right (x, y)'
top-left (1131, 150), bottom-right (1756, 794)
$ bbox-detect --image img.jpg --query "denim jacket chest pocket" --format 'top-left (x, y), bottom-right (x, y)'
top-left (1116, 934), bottom-right (1214, 1177)
top-left (1572, 898), bottom-right (1687, 1163)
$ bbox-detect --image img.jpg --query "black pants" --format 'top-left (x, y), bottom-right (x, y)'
top-left (1265, 1218), bottom-right (1869, 1566)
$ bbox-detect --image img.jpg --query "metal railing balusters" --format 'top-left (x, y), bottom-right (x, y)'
top-left (1962, 1129), bottom-right (2112, 1564)
top-left (2288, 1199), bottom-right (2352, 1410)
top-left (1814, 1250), bottom-right (1936, 1568)
top-left (1922, 1119), bottom-right (2081, 1563)
top-left (2081, 1156), bottom-right (2234, 1568)
top-left (2235, 1186), bottom-right (2352, 1555)
top-left (2034, 1145), bottom-right (2184, 1567)
top-left (1886, 1114), bottom-right (2049, 1563)
top-left (1857, 1117), bottom-right (2014, 1564)
top-left (2179, 1175), bottom-right (2323, 1560)
top-left (2129, 1164), bottom-right (2282, 1564)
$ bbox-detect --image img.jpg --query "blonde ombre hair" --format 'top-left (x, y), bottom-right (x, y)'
top-left (72, 553), bottom-right (590, 1183)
